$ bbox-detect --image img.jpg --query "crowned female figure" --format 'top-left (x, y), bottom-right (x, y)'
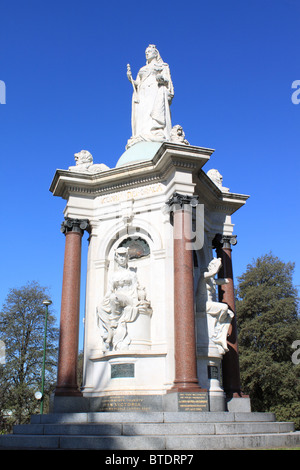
top-left (126, 44), bottom-right (174, 148)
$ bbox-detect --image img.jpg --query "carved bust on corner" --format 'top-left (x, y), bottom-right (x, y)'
top-left (96, 247), bottom-right (152, 351)
top-left (196, 257), bottom-right (234, 354)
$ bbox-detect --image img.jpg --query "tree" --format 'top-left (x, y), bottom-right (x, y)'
top-left (236, 253), bottom-right (300, 428)
top-left (0, 282), bottom-right (59, 431)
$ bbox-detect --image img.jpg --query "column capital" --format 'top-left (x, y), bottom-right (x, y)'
top-left (60, 217), bottom-right (90, 235)
top-left (166, 192), bottom-right (199, 209)
top-left (212, 233), bottom-right (237, 250)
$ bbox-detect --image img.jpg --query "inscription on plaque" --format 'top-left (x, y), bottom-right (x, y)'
top-left (97, 395), bottom-right (162, 412)
top-left (178, 392), bottom-right (208, 412)
top-left (111, 363), bottom-right (135, 379)
top-left (208, 365), bottom-right (219, 380)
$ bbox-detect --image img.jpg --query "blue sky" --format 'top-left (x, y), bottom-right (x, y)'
top-left (1, 0), bottom-right (299, 347)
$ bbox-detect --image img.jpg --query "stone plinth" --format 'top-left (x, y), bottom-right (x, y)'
top-left (51, 392), bottom-right (208, 413)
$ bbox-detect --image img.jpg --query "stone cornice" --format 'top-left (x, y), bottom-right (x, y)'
top-left (197, 169), bottom-right (250, 215)
top-left (49, 142), bottom-right (214, 199)
top-left (49, 141), bottom-right (249, 215)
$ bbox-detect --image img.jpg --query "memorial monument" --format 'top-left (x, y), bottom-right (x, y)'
top-left (3, 44), bottom-right (300, 450)
top-left (50, 44), bottom-right (250, 413)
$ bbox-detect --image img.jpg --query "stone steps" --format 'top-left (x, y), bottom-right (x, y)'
top-left (12, 420), bottom-right (294, 436)
top-left (0, 412), bottom-right (299, 450)
top-left (32, 411), bottom-right (281, 423)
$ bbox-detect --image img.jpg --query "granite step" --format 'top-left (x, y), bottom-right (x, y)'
top-left (0, 411), bottom-right (299, 450)
top-left (1, 432), bottom-right (300, 450)
top-left (29, 411), bottom-right (277, 424)
top-left (13, 420), bottom-right (294, 436)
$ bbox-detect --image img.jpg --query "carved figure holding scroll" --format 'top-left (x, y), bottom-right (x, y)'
top-left (196, 257), bottom-right (234, 354)
top-left (126, 44), bottom-right (174, 149)
top-left (97, 247), bottom-right (152, 351)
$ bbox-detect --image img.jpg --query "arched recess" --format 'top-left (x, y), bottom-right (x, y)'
top-left (96, 217), bottom-right (164, 262)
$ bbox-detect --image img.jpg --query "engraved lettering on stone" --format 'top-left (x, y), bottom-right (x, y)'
top-left (98, 183), bottom-right (164, 205)
top-left (178, 393), bottom-right (208, 411)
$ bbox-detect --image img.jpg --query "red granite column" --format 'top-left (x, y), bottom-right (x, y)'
top-left (55, 218), bottom-right (89, 397)
top-left (168, 193), bottom-right (203, 392)
top-left (213, 234), bottom-right (242, 398)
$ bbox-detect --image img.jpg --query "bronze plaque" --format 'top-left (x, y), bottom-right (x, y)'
top-left (111, 363), bottom-right (134, 379)
top-left (178, 392), bottom-right (209, 412)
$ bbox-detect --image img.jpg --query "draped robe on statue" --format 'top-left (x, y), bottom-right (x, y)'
top-left (128, 60), bottom-right (174, 147)
top-left (97, 268), bottom-right (140, 351)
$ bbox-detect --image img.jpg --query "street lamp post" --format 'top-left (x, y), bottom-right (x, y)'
top-left (40, 299), bottom-right (52, 414)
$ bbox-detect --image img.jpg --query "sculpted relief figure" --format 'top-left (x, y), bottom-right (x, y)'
top-left (169, 124), bottom-right (190, 145)
top-left (207, 169), bottom-right (229, 192)
top-left (126, 44), bottom-right (174, 149)
top-left (197, 257), bottom-right (234, 354)
top-left (97, 247), bottom-right (152, 351)
top-left (68, 150), bottom-right (109, 173)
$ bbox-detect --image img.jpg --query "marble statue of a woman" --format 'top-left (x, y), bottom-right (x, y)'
top-left (97, 247), bottom-right (151, 351)
top-left (196, 257), bottom-right (234, 354)
top-left (126, 44), bottom-right (174, 149)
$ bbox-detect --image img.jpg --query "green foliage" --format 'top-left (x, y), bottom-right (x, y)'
top-left (236, 253), bottom-right (300, 428)
top-left (0, 281), bottom-right (59, 432)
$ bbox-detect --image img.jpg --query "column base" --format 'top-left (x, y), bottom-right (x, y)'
top-left (168, 385), bottom-right (206, 393)
top-left (169, 378), bottom-right (206, 394)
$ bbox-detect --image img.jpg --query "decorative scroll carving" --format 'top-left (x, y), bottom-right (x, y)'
top-left (60, 217), bottom-right (90, 235)
top-left (118, 237), bottom-right (150, 260)
top-left (213, 233), bottom-right (237, 249)
top-left (166, 192), bottom-right (199, 209)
